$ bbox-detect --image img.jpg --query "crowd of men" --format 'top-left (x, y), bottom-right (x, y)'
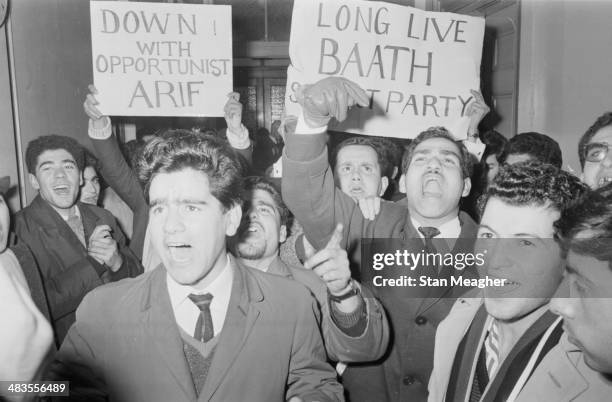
top-left (1, 76), bottom-right (612, 402)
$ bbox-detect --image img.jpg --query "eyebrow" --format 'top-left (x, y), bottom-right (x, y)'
top-left (149, 198), bottom-right (209, 207)
top-left (414, 149), bottom-right (460, 158)
top-left (477, 225), bottom-right (545, 240)
top-left (38, 159), bottom-right (76, 169)
top-left (477, 224), bottom-right (497, 235)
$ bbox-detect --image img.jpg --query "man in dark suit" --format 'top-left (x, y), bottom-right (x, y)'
top-left (282, 77), bottom-right (482, 401)
top-left (231, 176), bottom-right (389, 363)
top-left (51, 131), bottom-right (343, 402)
top-left (15, 135), bottom-right (141, 345)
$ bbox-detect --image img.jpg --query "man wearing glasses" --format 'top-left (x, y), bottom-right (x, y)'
top-left (578, 112), bottom-right (612, 189)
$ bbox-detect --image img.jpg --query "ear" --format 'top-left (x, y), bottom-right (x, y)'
top-left (462, 177), bottom-right (472, 198)
top-left (279, 225), bottom-right (288, 244)
top-left (225, 203), bottom-right (243, 237)
top-left (29, 173), bottom-right (40, 191)
top-left (378, 177), bottom-right (389, 197)
top-left (79, 169), bottom-right (84, 187)
top-left (399, 174), bottom-right (407, 194)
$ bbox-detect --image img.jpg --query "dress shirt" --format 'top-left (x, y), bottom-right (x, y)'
top-left (166, 256), bottom-right (233, 338)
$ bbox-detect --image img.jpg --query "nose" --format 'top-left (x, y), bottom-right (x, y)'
top-left (483, 240), bottom-right (511, 275)
top-left (549, 277), bottom-right (576, 319)
top-left (54, 166), bottom-right (67, 178)
top-left (425, 156), bottom-right (442, 172)
top-left (163, 207), bottom-right (185, 234)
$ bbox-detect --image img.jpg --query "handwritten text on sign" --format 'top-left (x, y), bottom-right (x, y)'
top-left (285, 0), bottom-right (485, 139)
top-left (90, 1), bottom-right (232, 116)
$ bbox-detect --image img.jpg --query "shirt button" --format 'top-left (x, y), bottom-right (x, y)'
top-left (415, 315), bottom-right (427, 325)
top-left (402, 376), bottom-right (416, 386)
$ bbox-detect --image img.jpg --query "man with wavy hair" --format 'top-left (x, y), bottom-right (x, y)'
top-left (428, 162), bottom-right (588, 401)
top-left (51, 131), bottom-right (343, 402)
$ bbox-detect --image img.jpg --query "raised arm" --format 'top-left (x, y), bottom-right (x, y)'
top-left (84, 85), bottom-right (149, 258)
top-left (281, 78), bottom-right (370, 250)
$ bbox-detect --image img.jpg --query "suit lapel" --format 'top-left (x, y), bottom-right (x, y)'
top-left (418, 213), bottom-right (478, 315)
top-left (142, 268), bottom-right (198, 401)
top-left (79, 203), bottom-right (102, 241)
top-left (30, 196), bottom-right (88, 253)
top-left (199, 259), bottom-right (262, 401)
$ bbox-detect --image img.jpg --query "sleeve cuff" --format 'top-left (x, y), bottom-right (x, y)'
top-left (88, 117), bottom-right (112, 140)
top-left (227, 125), bottom-right (251, 149)
top-left (329, 294), bottom-right (368, 337)
top-left (296, 111), bottom-right (327, 134)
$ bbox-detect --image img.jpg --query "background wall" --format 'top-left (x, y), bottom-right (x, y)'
top-left (517, 0), bottom-right (612, 173)
top-left (9, 0), bottom-right (92, 203)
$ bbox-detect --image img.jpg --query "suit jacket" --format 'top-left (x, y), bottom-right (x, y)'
top-left (14, 195), bottom-right (141, 345)
top-left (428, 296), bottom-right (577, 402)
top-left (516, 333), bottom-right (612, 401)
top-left (50, 258), bottom-right (344, 402)
top-left (266, 256), bottom-right (389, 363)
top-left (282, 132), bottom-right (478, 402)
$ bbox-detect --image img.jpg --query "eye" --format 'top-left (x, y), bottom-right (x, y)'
top-left (443, 157), bottom-right (457, 165)
top-left (185, 204), bottom-right (200, 213)
top-left (257, 205), bottom-right (274, 215)
top-left (64, 163), bottom-right (76, 170)
top-left (339, 165), bottom-right (352, 174)
top-left (151, 205), bottom-right (165, 215)
top-left (519, 239), bottom-right (535, 247)
top-left (478, 231), bottom-right (494, 239)
top-left (362, 165), bottom-right (373, 173)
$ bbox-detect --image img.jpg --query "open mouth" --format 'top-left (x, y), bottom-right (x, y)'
top-left (53, 184), bottom-right (71, 195)
top-left (167, 242), bottom-right (192, 263)
top-left (247, 222), bottom-right (264, 234)
top-left (422, 174), bottom-right (443, 195)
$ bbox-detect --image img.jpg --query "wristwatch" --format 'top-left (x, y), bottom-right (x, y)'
top-left (328, 280), bottom-right (360, 303)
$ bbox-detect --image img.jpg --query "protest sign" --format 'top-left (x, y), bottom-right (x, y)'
top-left (285, 0), bottom-right (485, 139)
top-left (90, 1), bottom-right (232, 116)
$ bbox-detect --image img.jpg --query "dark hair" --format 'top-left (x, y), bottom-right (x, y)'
top-left (136, 130), bottom-right (243, 210)
top-left (554, 183), bottom-right (612, 271)
top-left (243, 176), bottom-right (291, 227)
top-left (332, 136), bottom-right (395, 179)
top-left (25, 135), bottom-right (85, 174)
top-left (578, 112), bottom-right (612, 168)
top-left (479, 161), bottom-right (588, 216)
top-left (83, 149), bottom-right (100, 171)
top-left (481, 130), bottom-right (508, 166)
top-left (401, 127), bottom-right (473, 178)
top-left (121, 139), bottom-right (145, 169)
top-left (504, 132), bottom-right (562, 169)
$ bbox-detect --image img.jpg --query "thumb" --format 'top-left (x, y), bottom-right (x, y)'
top-left (302, 236), bottom-right (316, 261)
top-left (325, 223), bottom-right (343, 249)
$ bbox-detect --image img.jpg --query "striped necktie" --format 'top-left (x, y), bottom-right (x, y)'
top-left (484, 319), bottom-right (501, 377)
top-left (188, 293), bottom-right (214, 342)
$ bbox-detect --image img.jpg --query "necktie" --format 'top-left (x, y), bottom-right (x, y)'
top-left (484, 319), bottom-right (501, 377)
top-left (66, 207), bottom-right (86, 247)
top-left (418, 226), bottom-right (440, 253)
top-left (188, 293), bottom-right (214, 342)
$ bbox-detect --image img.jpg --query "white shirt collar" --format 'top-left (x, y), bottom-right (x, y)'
top-left (166, 255), bottom-right (233, 337)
